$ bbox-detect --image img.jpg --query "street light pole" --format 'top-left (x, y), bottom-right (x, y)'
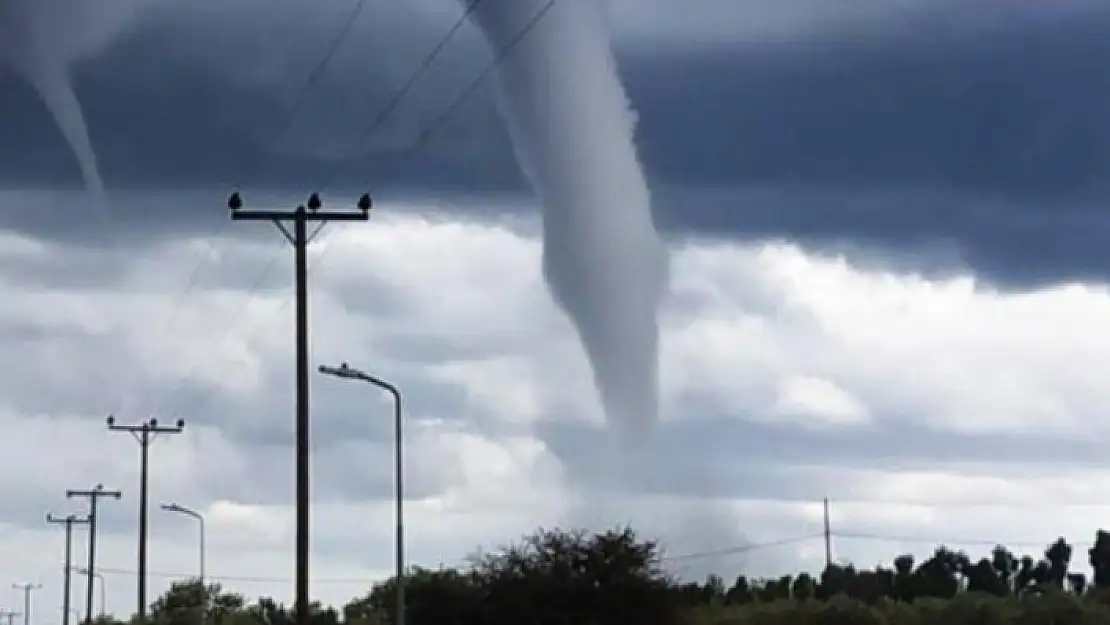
top-left (107, 416), bottom-right (186, 625)
top-left (229, 191), bottom-right (371, 625)
top-left (46, 514), bottom-right (90, 625)
top-left (159, 504), bottom-right (205, 584)
top-left (317, 361), bottom-right (404, 625)
top-left (73, 570), bottom-right (105, 618)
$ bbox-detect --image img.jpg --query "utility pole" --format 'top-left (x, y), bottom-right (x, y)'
top-left (823, 497), bottom-right (833, 570)
top-left (11, 584), bottom-right (40, 625)
top-left (0, 609), bottom-right (21, 625)
top-left (67, 484), bottom-right (121, 625)
top-left (228, 191), bottom-right (371, 625)
top-left (46, 513), bottom-right (91, 625)
top-left (106, 416), bottom-right (185, 625)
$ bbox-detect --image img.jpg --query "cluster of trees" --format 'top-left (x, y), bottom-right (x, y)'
top-left (98, 527), bottom-right (1110, 625)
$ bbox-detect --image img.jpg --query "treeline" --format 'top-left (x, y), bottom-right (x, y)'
top-left (99, 527), bottom-right (1110, 625)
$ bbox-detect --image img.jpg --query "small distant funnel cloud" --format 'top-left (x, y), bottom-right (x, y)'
top-left (465, 0), bottom-right (668, 439)
top-left (20, 60), bottom-right (105, 199)
top-left (0, 0), bottom-right (143, 200)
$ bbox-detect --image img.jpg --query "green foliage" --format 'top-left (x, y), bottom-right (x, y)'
top-left (94, 527), bottom-right (1110, 625)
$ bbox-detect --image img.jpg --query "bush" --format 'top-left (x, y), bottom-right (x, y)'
top-left (688, 591), bottom-right (1110, 625)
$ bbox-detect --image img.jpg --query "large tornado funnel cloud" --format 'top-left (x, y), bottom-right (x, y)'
top-left (466, 0), bottom-right (668, 440)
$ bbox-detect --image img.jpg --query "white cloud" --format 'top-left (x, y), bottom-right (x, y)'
top-left (3, 197), bottom-right (1110, 620)
top-left (771, 375), bottom-right (870, 426)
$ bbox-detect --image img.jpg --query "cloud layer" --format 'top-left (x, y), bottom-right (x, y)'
top-left (3, 192), bottom-right (1110, 618)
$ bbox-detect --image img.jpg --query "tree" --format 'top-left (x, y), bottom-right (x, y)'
top-left (990, 545), bottom-right (1018, 593)
top-left (724, 575), bottom-right (753, 604)
top-left (1046, 537), bottom-right (1073, 589)
top-left (965, 558), bottom-right (1007, 596)
top-left (76, 526), bottom-right (1110, 625)
top-left (149, 579), bottom-right (245, 625)
top-left (473, 527), bottom-right (678, 625)
top-left (1090, 530), bottom-right (1110, 588)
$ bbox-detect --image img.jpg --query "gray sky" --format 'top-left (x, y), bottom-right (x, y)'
top-left (1, 0), bottom-right (1110, 621)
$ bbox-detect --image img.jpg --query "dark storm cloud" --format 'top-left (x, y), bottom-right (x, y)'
top-left (4, 5), bottom-right (1110, 284)
top-left (10, 5), bottom-right (1107, 196)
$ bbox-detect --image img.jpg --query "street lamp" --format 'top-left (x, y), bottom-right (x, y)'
top-left (159, 504), bottom-right (205, 585)
top-left (317, 362), bottom-right (405, 625)
top-left (72, 569), bottom-right (104, 617)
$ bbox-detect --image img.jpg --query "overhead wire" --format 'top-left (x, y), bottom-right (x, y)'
top-left (124, 0), bottom-right (377, 420)
top-left (315, 0), bottom-right (486, 191)
top-left (271, 0), bottom-right (374, 144)
top-left (819, 496), bottom-right (1110, 510)
top-left (96, 567), bottom-right (368, 584)
top-left (664, 534), bottom-right (825, 563)
top-left (831, 531), bottom-right (1061, 552)
top-left (297, 0), bottom-right (557, 316)
top-left (150, 1), bottom-right (488, 426)
top-left (92, 534), bottom-right (821, 582)
top-left (90, 529), bottom-right (1088, 584)
top-left (157, 0), bottom-right (556, 426)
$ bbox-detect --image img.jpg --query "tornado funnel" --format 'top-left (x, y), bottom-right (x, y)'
top-left (466, 0), bottom-right (668, 440)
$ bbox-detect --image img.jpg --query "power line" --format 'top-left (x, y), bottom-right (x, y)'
top-left (144, 0), bottom-right (488, 423)
top-left (271, 0), bottom-right (372, 148)
top-left (114, 224), bottom-right (241, 419)
top-left (159, 1), bottom-right (486, 416)
top-left (665, 534), bottom-right (825, 563)
top-left (316, 0), bottom-right (485, 191)
top-left (82, 530), bottom-right (1087, 585)
top-left (120, 0), bottom-right (372, 419)
top-left (94, 568), bottom-right (368, 585)
top-left (828, 497), bottom-right (1110, 509)
top-left (303, 0), bottom-right (559, 299)
top-left (91, 535), bottom-right (816, 582)
top-left (354, 0), bottom-right (557, 191)
top-left (156, 0), bottom-right (558, 428)
top-left (832, 531), bottom-right (1057, 551)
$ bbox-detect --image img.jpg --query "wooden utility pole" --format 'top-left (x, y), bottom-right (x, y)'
top-left (106, 416), bottom-right (185, 624)
top-left (66, 484), bottom-right (121, 625)
top-left (46, 513), bottom-right (90, 625)
top-left (823, 497), bottom-right (833, 569)
top-left (228, 191), bottom-right (370, 625)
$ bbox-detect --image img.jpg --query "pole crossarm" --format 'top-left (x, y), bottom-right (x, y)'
top-left (46, 514), bottom-right (91, 525)
top-left (107, 415), bottom-right (186, 437)
top-left (65, 486), bottom-right (122, 499)
top-left (231, 209), bottom-right (370, 221)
